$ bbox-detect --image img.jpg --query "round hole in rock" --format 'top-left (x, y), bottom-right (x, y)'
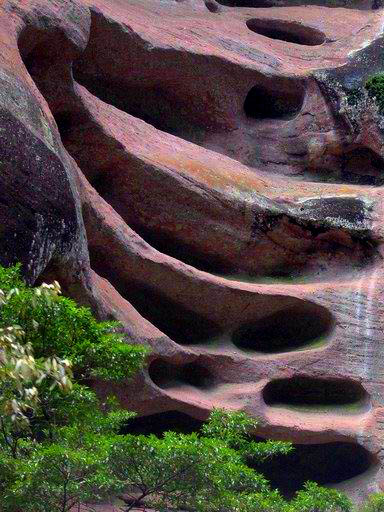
top-left (232, 303), bottom-right (334, 353)
top-left (246, 19), bottom-right (326, 46)
top-left (262, 376), bottom-right (369, 411)
top-left (121, 410), bottom-right (203, 436)
top-left (149, 359), bottom-right (216, 390)
top-left (251, 442), bottom-right (376, 497)
top-left (244, 83), bottom-right (304, 119)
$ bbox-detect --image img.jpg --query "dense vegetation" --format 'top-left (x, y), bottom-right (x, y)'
top-left (0, 264), bottom-right (381, 512)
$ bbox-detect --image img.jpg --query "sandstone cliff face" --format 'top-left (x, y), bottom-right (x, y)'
top-left (1, 0), bottom-right (384, 502)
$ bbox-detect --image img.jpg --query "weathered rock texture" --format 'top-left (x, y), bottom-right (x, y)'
top-left (1, 0), bottom-right (384, 503)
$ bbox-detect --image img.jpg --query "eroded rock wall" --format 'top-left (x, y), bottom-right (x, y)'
top-left (1, 0), bottom-right (384, 502)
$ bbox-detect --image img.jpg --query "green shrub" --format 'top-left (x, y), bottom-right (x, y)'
top-left (289, 481), bottom-right (352, 512)
top-left (361, 493), bottom-right (384, 512)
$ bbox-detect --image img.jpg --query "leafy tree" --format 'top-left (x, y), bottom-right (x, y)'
top-left (0, 281), bottom-right (73, 457)
top-left (10, 443), bottom-right (113, 512)
top-left (202, 408), bottom-right (293, 462)
top-left (0, 264), bottom-right (148, 381)
top-left (107, 418), bottom-right (276, 512)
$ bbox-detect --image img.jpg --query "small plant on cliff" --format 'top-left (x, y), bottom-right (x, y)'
top-left (365, 74), bottom-right (384, 114)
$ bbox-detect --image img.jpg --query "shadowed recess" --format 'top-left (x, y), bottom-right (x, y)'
top-left (341, 147), bottom-right (384, 186)
top-left (149, 359), bottom-right (216, 390)
top-left (262, 376), bottom-right (369, 409)
top-left (232, 303), bottom-right (334, 353)
top-left (88, 252), bottom-right (224, 345)
top-left (251, 442), bottom-right (376, 497)
top-left (246, 19), bottom-right (326, 46)
top-left (116, 283), bottom-right (221, 345)
top-left (306, 146), bottom-right (384, 186)
top-left (121, 411), bottom-right (204, 436)
top-left (244, 83), bottom-right (304, 119)
top-left (112, 223), bottom-right (236, 276)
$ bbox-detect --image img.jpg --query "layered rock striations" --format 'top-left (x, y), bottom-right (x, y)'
top-left (1, 0), bottom-right (384, 502)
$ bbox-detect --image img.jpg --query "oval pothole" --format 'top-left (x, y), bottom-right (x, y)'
top-left (246, 18), bottom-right (326, 46)
top-left (232, 303), bottom-right (334, 354)
top-left (262, 376), bottom-right (369, 413)
top-left (149, 359), bottom-right (216, 390)
top-left (244, 83), bottom-right (304, 119)
top-left (251, 441), bottom-right (377, 497)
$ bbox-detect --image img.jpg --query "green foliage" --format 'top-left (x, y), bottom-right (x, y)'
top-left (361, 493), bottom-right (384, 512)
top-left (32, 383), bottom-right (135, 443)
top-left (0, 264), bottom-right (148, 381)
top-left (0, 281), bottom-right (74, 458)
top-left (9, 443), bottom-right (113, 512)
top-left (289, 482), bottom-right (352, 512)
top-left (365, 74), bottom-right (384, 113)
top-left (238, 490), bottom-right (290, 512)
top-left (0, 263), bottom-right (24, 292)
top-left (202, 408), bottom-right (293, 462)
top-left (107, 427), bottom-right (270, 512)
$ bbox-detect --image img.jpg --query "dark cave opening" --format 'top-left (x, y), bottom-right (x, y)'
top-left (251, 442), bottom-right (375, 497)
top-left (54, 112), bottom-right (76, 137)
top-left (121, 410), bottom-right (204, 436)
top-left (149, 359), bottom-right (216, 390)
top-left (262, 376), bottom-right (369, 408)
top-left (341, 147), bottom-right (384, 186)
top-left (246, 19), bottom-right (326, 46)
top-left (232, 303), bottom-right (334, 353)
top-left (244, 84), bottom-right (303, 119)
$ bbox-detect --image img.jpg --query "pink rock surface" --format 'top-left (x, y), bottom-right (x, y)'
top-left (1, 0), bottom-right (384, 503)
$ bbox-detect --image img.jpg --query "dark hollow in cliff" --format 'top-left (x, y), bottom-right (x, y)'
top-left (263, 376), bottom-right (369, 409)
top-left (121, 410), bottom-right (204, 436)
top-left (149, 359), bottom-right (216, 390)
top-left (246, 19), bottom-right (326, 46)
top-left (244, 84), bottom-right (304, 119)
top-left (87, 258), bottom-right (223, 345)
top-left (117, 223), bottom-right (237, 276)
top-left (251, 442), bottom-right (375, 496)
top-left (341, 147), bottom-right (384, 186)
top-left (232, 303), bottom-right (334, 353)
top-left (120, 283), bottom-right (222, 346)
